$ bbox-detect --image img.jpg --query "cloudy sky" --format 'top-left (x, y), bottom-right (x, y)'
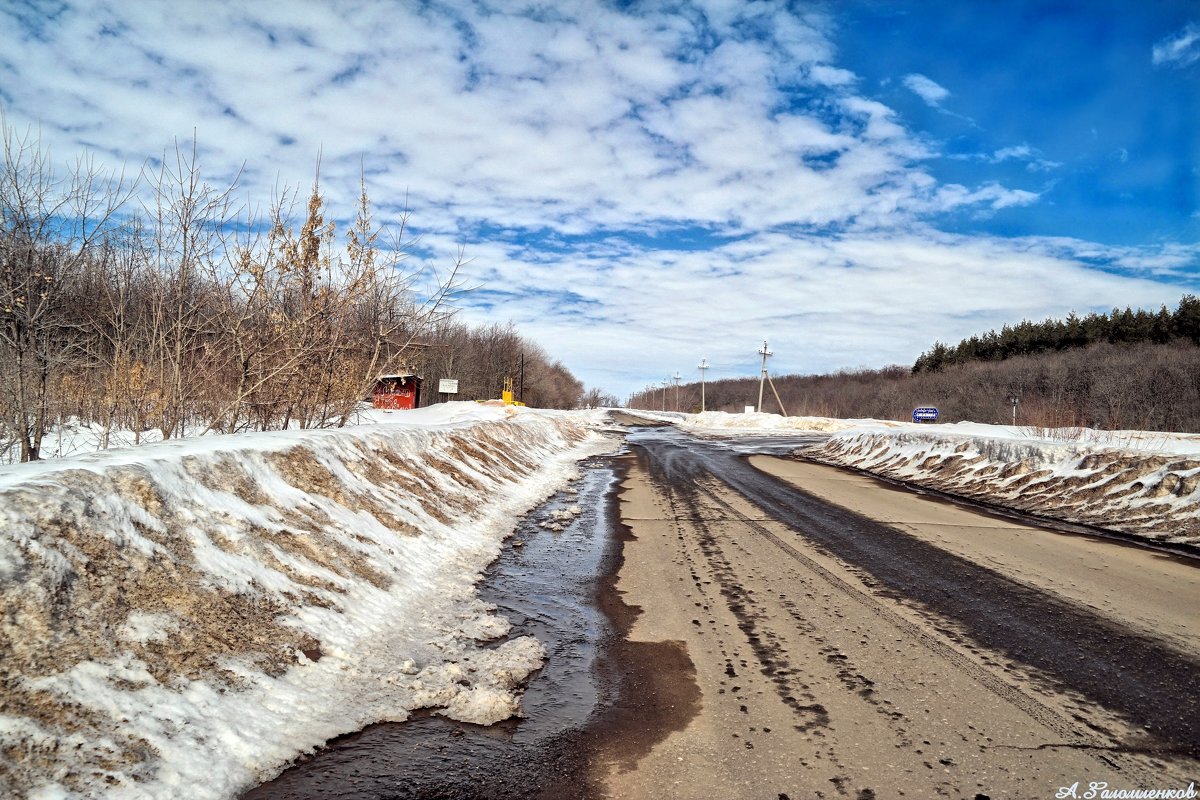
top-left (2, 0), bottom-right (1198, 398)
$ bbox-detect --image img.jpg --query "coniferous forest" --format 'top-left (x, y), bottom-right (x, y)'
top-left (912, 297), bottom-right (1200, 373)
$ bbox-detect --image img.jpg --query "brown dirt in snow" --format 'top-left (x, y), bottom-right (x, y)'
top-left (0, 415), bottom-right (593, 797)
top-left (0, 468), bottom-right (322, 793)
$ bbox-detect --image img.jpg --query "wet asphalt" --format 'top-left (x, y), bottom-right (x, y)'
top-left (245, 425), bottom-right (1200, 799)
top-left (632, 428), bottom-right (1200, 758)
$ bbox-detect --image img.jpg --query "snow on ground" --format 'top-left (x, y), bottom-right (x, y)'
top-left (1, 419), bottom-right (174, 464)
top-left (0, 403), bottom-right (615, 800)
top-left (681, 410), bottom-right (882, 434)
top-left (617, 408), bottom-right (877, 433)
top-left (676, 410), bottom-right (1200, 546)
top-left (806, 422), bottom-right (1200, 545)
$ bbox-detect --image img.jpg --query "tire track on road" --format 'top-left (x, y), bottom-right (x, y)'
top-left (630, 428), bottom-right (1200, 779)
top-left (695, 478), bottom-right (1084, 741)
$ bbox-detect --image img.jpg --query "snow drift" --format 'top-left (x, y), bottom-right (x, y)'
top-left (0, 404), bottom-right (608, 799)
top-left (618, 408), bottom-right (876, 434)
top-left (670, 410), bottom-right (1199, 545)
top-left (806, 425), bottom-right (1200, 545)
top-left (681, 410), bottom-right (879, 434)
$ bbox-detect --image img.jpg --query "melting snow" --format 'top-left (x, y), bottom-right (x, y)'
top-left (678, 411), bottom-right (1200, 544)
top-left (0, 403), bottom-right (614, 799)
top-left (808, 425), bottom-right (1200, 545)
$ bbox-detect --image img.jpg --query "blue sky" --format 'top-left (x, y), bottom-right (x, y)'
top-left (836, 0), bottom-right (1198, 246)
top-left (1, 0), bottom-right (1197, 399)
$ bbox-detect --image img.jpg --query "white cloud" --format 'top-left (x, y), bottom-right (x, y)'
top-left (1152, 21), bottom-right (1200, 67)
top-left (451, 229), bottom-right (1197, 397)
top-left (933, 183), bottom-right (1039, 212)
top-left (808, 64), bottom-right (857, 86)
top-left (950, 144), bottom-right (1061, 172)
top-left (0, 1), bottom-right (1191, 399)
top-left (993, 144), bottom-right (1061, 171)
top-left (992, 145), bottom-right (1033, 162)
top-left (0, 1), bottom-right (984, 239)
top-left (902, 73), bottom-right (951, 107)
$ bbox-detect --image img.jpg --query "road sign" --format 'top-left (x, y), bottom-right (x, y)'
top-left (438, 379), bottom-right (459, 394)
top-left (913, 406), bottom-right (939, 423)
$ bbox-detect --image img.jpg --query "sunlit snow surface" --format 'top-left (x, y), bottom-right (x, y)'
top-left (670, 409), bottom-right (1200, 545)
top-left (0, 403), bottom-right (614, 799)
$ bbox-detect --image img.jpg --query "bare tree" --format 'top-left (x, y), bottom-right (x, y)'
top-left (0, 116), bottom-right (134, 460)
top-left (0, 129), bottom-right (586, 456)
top-left (202, 170), bottom-right (466, 433)
top-left (141, 136), bottom-right (240, 439)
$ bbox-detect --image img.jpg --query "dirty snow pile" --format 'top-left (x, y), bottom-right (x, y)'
top-left (0, 403), bottom-right (612, 799)
top-left (805, 422), bottom-right (1200, 545)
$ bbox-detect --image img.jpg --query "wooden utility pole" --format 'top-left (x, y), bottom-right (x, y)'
top-left (698, 358), bottom-right (709, 413)
top-left (756, 341), bottom-right (773, 412)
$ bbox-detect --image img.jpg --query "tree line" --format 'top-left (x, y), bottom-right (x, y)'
top-left (412, 319), bottom-right (588, 411)
top-left (912, 296), bottom-right (1200, 373)
top-left (0, 122), bottom-right (587, 462)
top-left (629, 340), bottom-right (1200, 432)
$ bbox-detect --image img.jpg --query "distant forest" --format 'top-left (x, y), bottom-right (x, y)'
top-left (628, 297), bottom-right (1200, 433)
top-left (913, 296), bottom-right (1200, 373)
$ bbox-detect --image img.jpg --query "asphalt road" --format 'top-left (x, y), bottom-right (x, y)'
top-left (596, 427), bottom-right (1200, 799)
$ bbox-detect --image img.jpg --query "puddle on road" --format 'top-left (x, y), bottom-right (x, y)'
top-left (244, 456), bottom-right (620, 800)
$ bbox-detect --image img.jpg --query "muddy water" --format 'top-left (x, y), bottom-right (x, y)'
top-left (243, 455), bottom-right (619, 800)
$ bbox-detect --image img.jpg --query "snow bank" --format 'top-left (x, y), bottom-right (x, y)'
top-left (681, 410), bottom-right (883, 434)
top-left (807, 423), bottom-right (1200, 545)
top-left (657, 409), bottom-right (1199, 543)
top-left (614, 408), bottom-right (880, 433)
top-left (0, 403), bottom-right (611, 799)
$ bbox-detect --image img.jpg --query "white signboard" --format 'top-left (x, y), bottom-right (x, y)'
top-left (744, 405), bottom-right (756, 414)
top-left (438, 379), bottom-right (459, 394)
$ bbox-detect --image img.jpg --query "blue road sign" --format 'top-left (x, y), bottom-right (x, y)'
top-left (913, 406), bottom-right (939, 423)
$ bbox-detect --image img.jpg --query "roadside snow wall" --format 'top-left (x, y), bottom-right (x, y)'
top-left (0, 408), bottom-right (603, 799)
top-left (682, 411), bottom-right (868, 434)
top-left (807, 430), bottom-right (1200, 545)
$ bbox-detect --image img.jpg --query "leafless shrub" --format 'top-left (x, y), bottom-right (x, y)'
top-left (0, 125), bottom-right (586, 462)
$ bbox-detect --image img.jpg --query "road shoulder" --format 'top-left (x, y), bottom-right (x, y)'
top-left (749, 455), bottom-right (1200, 655)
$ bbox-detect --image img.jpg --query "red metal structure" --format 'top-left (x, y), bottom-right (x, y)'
top-left (371, 373), bottom-right (423, 410)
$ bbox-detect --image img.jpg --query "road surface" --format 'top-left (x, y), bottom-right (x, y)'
top-left (247, 424), bottom-right (1200, 799)
top-left (593, 427), bottom-right (1200, 799)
